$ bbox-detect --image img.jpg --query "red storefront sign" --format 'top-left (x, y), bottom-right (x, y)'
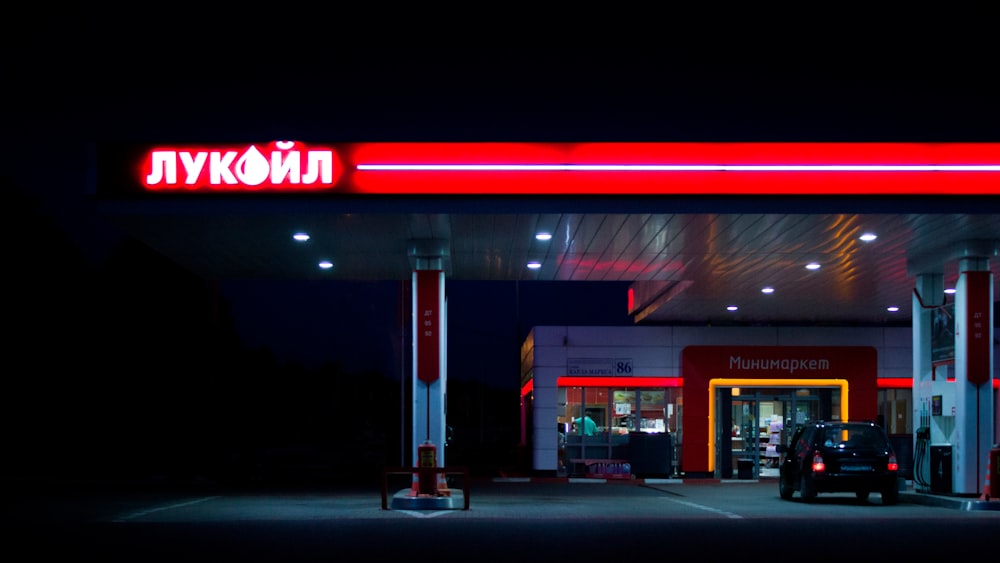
top-left (141, 141), bottom-right (343, 190)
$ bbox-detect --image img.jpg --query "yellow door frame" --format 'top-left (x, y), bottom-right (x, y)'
top-left (707, 378), bottom-right (849, 473)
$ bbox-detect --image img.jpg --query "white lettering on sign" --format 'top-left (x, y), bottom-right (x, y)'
top-left (179, 151), bottom-right (207, 185)
top-left (144, 142), bottom-right (339, 190)
top-left (568, 358), bottom-right (613, 376)
top-left (729, 356), bottom-right (831, 374)
top-left (567, 358), bottom-right (632, 376)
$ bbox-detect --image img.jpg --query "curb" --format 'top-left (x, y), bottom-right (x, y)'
top-left (489, 476), bottom-right (1000, 510)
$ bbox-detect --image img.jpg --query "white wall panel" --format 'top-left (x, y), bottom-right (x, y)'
top-left (672, 326), bottom-right (779, 347)
top-left (531, 326), bottom-right (568, 346)
top-left (778, 326), bottom-right (884, 346)
top-left (884, 327), bottom-right (912, 347)
top-left (567, 325), bottom-right (672, 345)
top-left (880, 345), bottom-right (912, 371)
top-left (532, 382), bottom-right (558, 406)
top-left (533, 347), bottom-right (568, 366)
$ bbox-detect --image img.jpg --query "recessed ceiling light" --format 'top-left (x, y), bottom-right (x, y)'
top-left (859, 233), bottom-right (877, 242)
top-left (318, 260), bottom-right (333, 269)
top-left (727, 305), bottom-right (739, 311)
top-left (293, 232), bottom-right (310, 242)
top-left (535, 232), bottom-right (552, 241)
top-left (527, 261), bottom-right (542, 269)
top-left (805, 262), bottom-right (821, 270)
top-left (887, 306), bottom-right (899, 312)
top-left (761, 287), bottom-right (775, 294)
top-left (944, 288), bottom-right (956, 294)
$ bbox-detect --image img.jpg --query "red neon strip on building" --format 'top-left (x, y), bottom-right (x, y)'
top-left (554, 377), bottom-right (986, 389)
top-left (877, 378), bottom-right (913, 389)
top-left (557, 376), bottom-right (683, 388)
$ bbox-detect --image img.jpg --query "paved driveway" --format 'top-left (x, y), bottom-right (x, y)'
top-left (4, 479), bottom-right (998, 561)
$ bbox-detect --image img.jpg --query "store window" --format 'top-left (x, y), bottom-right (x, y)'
top-left (558, 385), bottom-right (681, 477)
top-left (878, 388), bottom-right (912, 435)
top-left (878, 387), bottom-right (913, 479)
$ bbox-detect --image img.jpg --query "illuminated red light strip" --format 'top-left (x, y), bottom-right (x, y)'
top-left (132, 142), bottom-right (1000, 195)
top-left (878, 378), bottom-right (913, 389)
top-left (557, 376), bottom-right (683, 388)
top-left (521, 379), bottom-right (534, 398)
top-left (348, 142), bottom-right (1000, 195)
top-left (548, 377), bottom-right (990, 389)
top-left (358, 164), bottom-right (1000, 171)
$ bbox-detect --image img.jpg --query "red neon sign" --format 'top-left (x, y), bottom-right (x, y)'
top-left (141, 141), bottom-right (343, 191)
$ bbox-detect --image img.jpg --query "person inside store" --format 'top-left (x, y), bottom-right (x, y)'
top-left (573, 410), bottom-right (598, 436)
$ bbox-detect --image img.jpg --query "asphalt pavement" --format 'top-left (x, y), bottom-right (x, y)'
top-left (4, 477), bottom-right (998, 562)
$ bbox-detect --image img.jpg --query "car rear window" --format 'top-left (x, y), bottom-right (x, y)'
top-left (821, 425), bottom-right (886, 448)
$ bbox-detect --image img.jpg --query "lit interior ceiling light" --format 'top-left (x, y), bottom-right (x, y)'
top-left (944, 288), bottom-right (956, 294)
top-left (727, 305), bottom-right (739, 311)
top-left (761, 287), bottom-right (775, 294)
top-left (527, 261), bottom-right (542, 269)
top-left (318, 260), bottom-right (333, 269)
top-left (805, 263), bottom-right (821, 270)
top-left (859, 233), bottom-right (877, 242)
top-left (535, 232), bottom-right (552, 241)
top-left (293, 232), bottom-right (310, 242)
top-left (887, 306), bottom-right (899, 312)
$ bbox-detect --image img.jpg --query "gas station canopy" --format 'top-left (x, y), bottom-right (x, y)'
top-left (94, 141), bottom-right (1000, 325)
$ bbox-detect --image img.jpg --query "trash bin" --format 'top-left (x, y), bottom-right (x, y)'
top-left (628, 432), bottom-right (672, 477)
top-left (737, 458), bottom-right (754, 479)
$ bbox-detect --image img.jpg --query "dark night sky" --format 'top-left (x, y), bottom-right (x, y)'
top-left (216, 278), bottom-right (632, 387)
top-left (3, 11), bottom-right (999, 480)
top-left (0, 9), bottom-right (1000, 484)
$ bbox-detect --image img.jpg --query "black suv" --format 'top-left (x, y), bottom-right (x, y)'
top-left (776, 420), bottom-right (899, 504)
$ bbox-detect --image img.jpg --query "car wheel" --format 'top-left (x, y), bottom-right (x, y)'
top-left (881, 485), bottom-right (899, 506)
top-left (855, 491), bottom-right (870, 503)
top-left (779, 471), bottom-right (794, 500)
top-left (800, 473), bottom-right (817, 501)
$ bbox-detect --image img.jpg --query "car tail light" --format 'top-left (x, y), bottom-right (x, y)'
top-left (887, 454), bottom-right (898, 472)
top-left (811, 451), bottom-right (825, 473)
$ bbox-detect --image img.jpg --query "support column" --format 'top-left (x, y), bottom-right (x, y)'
top-left (953, 258), bottom-right (994, 495)
top-left (411, 257), bottom-right (447, 470)
top-left (912, 273), bottom-right (954, 493)
top-left (390, 241), bottom-right (461, 509)
top-left (911, 273), bottom-right (945, 429)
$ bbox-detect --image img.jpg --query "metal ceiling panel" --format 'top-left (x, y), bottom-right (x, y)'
top-left (100, 198), bottom-right (1000, 326)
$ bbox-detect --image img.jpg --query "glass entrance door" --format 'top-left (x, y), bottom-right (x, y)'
top-left (716, 389), bottom-right (761, 479)
top-left (716, 385), bottom-right (837, 479)
top-left (731, 396), bottom-right (760, 479)
top-left (779, 392), bottom-right (822, 444)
